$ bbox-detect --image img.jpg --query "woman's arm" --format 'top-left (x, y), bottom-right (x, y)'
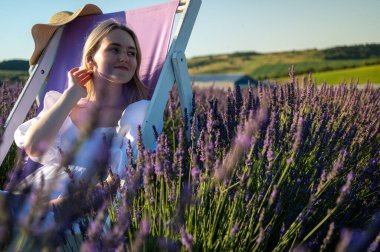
top-left (23, 68), bottom-right (92, 157)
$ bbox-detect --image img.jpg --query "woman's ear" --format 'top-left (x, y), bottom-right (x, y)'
top-left (87, 56), bottom-right (94, 67)
top-left (88, 58), bottom-right (93, 65)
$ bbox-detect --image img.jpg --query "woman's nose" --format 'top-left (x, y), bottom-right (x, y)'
top-left (119, 51), bottom-right (128, 63)
top-left (119, 55), bottom-right (127, 63)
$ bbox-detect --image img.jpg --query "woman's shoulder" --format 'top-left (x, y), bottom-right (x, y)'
top-left (123, 99), bottom-right (150, 114)
top-left (119, 100), bottom-right (150, 126)
top-left (126, 99), bottom-right (150, 109)
top-left (43, 90), bottom-right (63, 109)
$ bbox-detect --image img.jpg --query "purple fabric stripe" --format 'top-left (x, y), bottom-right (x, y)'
top-left (42, 0), bottom-right (178, 100)
top-left (125, 0), bottom-right (179, 92)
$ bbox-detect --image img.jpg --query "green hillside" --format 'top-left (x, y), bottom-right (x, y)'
top-left (188, 44), bottom-right (380, 83)
top-left (311, 64), bottom-right (380, 85)
top-left (276, 64), bottom-right (380, 85)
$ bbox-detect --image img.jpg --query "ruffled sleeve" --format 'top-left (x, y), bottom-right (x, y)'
top-left (14, 91), bottom-right (72, 165)
top-left (110, 100), bottom-right (150, 177)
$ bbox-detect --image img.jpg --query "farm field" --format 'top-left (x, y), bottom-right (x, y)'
top-left (276, 64), bottom-right (380, 85)
top-left (312, 64), bottom-right (380, 85)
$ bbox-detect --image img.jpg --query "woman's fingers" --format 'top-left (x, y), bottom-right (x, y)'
top-left (70, 67), bottom-right (91, 77)
top-left (66, 67), bottom-right (90, 98)
top-left (69, 67), bottom-right (80, 74)
top-left (69, 67), bottom-right (93, 86)
top-left (73, 69), bottom-right (90, 76)
top-left (79, 73), bottom-right (93, 85)
top-left (80, 71), bottom-right (93, 85)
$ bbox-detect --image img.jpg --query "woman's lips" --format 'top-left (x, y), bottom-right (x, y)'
top-left (115, 66), bottom-right (129, 71)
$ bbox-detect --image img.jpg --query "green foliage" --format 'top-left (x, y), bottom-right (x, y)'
top-left (0, 144), bottom-right (17, 187)
top-left (228, 51), bottom-right (261, 58)
top-left (312, 64), bottom-right (380, 85)
top-left (188, 44), bottom-right (380, 81)
top-left (0, 60), bottom-right (29, 71)
top-left (277, 64), bottom-right (380, 85)
top-left (322, 44), bottom-right (380, 59)
top-left (251, 60), bottom-right (380, 81)
top-left (0, 59), bottom-right (29, 82)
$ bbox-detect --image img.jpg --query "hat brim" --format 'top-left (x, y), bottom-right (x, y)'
top-left (29, 4), bottom-right (102, 65)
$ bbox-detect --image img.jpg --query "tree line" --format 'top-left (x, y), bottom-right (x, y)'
top-left (0, 60), bottom-right (29, 71)
top-left (322, 43), bottom-right (380, 59)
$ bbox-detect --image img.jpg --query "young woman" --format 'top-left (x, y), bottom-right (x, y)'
top-left (7, 19), bottom-right (150, 216)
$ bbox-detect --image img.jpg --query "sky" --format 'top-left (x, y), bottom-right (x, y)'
top-left (0, 0), bottom-right (380, 62)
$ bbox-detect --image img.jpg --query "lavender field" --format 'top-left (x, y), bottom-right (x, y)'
top-left (0, 70), bottom-right (379, 251)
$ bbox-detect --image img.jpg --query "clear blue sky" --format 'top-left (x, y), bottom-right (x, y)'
top-left (1, 0), bottom-right (380, 62)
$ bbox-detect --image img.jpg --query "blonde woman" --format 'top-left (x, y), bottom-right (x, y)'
top-left (9, 19), bottom-right (150, 215)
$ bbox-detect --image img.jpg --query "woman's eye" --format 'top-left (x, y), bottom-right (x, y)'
top-left (128, 51), bottom-right (136, 57)
top-left (110, 47), bottom-right (120, 53)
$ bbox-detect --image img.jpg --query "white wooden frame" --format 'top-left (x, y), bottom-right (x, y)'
top-left (0, 0), bottom-right (201, 165)
top-left (142, 0), bottom-right (201, 149)
top-left (0, 29), bottom-right (63, 165)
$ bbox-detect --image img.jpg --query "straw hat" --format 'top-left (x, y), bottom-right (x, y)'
top-left (29, 4), bottom-right (103, 65)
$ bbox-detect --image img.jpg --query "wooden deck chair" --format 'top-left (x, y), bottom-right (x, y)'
top-left (0, 0), bottom-right (201, 167)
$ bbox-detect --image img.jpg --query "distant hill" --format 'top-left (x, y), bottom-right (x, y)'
top-left (322, 44), bottom-right (380, 59)
top-left (0, 60), bottom-right (29, 82)
top-left (0, 60), bottom-right (29, 71)
top-left (188, 43), bottom-right (380, 81)
top-left (1, 43), bottom-right (380, 83)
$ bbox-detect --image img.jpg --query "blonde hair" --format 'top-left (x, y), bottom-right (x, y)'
top-left (81, 19), bottom-right (149, 104)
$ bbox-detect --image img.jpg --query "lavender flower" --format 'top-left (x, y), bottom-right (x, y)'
top-left (292, 116), bottom-right (304, 155)
top-left (231, 224), bottom-right (239, 239)
top-left (336, 172), bottom-right (353, 205)
top-left (268, 185), bottom-right (278, 206)
top-left (129, 218), bottom-right (151, 252)
top-left (369, 233), bottom-right (380, 252)
top-left (320, 222), bottom-right (335, 251)
top-left (180, 226), bottom-right (193, 251)
top-left (1, 70), bottom-right (380, 250)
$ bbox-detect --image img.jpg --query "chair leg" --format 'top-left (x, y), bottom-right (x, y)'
top-left (0, 28), bottom-right (63, 166)
top-left (172, 51), bottom-right (193, 139)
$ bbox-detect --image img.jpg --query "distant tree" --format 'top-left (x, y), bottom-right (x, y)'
top-left (0, 60), bottom-right (29, 71)
top-left (323, 44), bottom-right (380, 59)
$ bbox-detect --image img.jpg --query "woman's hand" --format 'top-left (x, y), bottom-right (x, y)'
top-left (67, 67), bottom-right (93, 99)
top-left (23, 67), bottom-right (93, 157)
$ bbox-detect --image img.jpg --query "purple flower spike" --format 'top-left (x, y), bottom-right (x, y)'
top-left (140, 218), bottom-right (151, 237)
top-left (180, 226), bottom-right (193, 250)
top-left (231, 224), bottom-right (239, 238)
top-left (336, 171), bottom-right (354, 205)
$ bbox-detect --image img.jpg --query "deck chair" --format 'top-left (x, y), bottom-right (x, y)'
top-left (0, 0), bottom-right (201, 166)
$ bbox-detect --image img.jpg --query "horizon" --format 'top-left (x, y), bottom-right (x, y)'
top-left (2, 42), bottom-right (380, 62)
top-left (1, 0), bottom-right (380, 62)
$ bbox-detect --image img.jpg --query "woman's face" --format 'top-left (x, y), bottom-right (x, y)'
top-left (91, 29), bottom-right (138, 85)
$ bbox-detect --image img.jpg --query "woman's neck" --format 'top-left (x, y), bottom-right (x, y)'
top-left (93, 77), bottom-right (128, 109)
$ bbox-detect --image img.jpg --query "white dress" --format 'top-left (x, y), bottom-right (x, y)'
top-left (14, 91), bottom-right (150, 200)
